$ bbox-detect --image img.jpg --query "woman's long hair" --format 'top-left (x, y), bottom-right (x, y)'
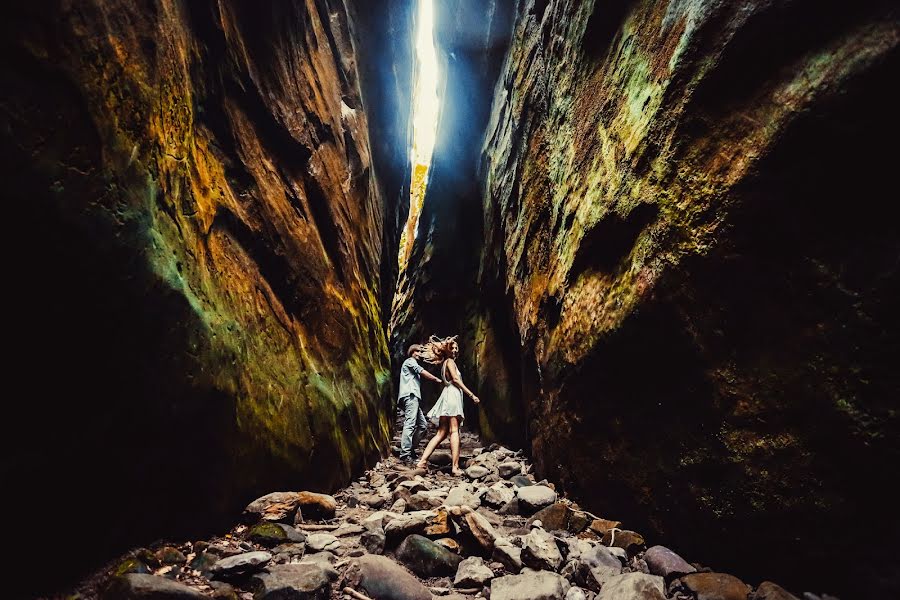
top-left (418, 335), bottom-right (459, 368)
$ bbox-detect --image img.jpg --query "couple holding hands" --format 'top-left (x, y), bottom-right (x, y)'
top-left (397, 335), bottom-right (480, 475)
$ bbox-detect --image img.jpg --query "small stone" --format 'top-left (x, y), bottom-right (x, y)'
top-left (565, 588), bottom-right (588, 600)
top-left (296, 492), bottom-right (337, 521)
top-left (384, 511), bottom-right (434, 541)
top-left (678, 572), bottom-right (752, 600)
top-left (210, 551), bottom-right (273, 579)
top-left (521, 527), bottom-right (563, 571)
top-left (483, 482), bottom-right (516, 508)
top-left (528, 503), bottom-right (572, 532)
top-left (361, 526), bottom-right (385, 554)
top-left (249, 522), bottom-right (306, 547)
top-left (446, 485), bottom-right (482, 509)
top-left (342, 554), bottom-right (431, 600)
top-left (463, 510), bottom-right (500, 552)
top-left (492, 538), bottom-right (524, 573)
top-left (250, 562), bottom-right (331, 599)
top-left (454, 556), bottom-right (495, 588)
top-left (751, 581), bottom-right (801, 600)
top-left (425, 508), bottom-right (452, 536)
top-left (466, 464), bottom-right (492, 480)
top-left (491, 570), bottom-right (571, 600)
top-left (360, 493), bottom-right (388, 509)
top-left (334, 523), bottom-right (365, 537)
top-left (113, 558), bottom-right (150, 577)
top-left (499, 498), bottom-right (520, 515)
top-left (305, 533), bottom-right (341, 553)
top-left (510, 475), bottom-right (534, 487)
top-left (103, 574), bottom-right (205, 599)
top-left (243, 492), bottom-right (301, 523)
top-left (589, 518), bottom-right (621, 536)
top-left (407, 492), bottom-right (438, 511)
top-left (188, 552), bottom-right (219, 574)
top-left (209, 581), bottom-right (240, 600)
top-left (435, 538), bottom-right (461, 554)
top-left (643, 545), bottom-right (695, 579)
top-left (390, 498), bottom-right (408, 514)
top-left (429, 451), bottom-right (453, 466)
top-left (396, 534), bottom-right (463, 577)
top-left (516, 486), bottom-right (557, 514)
top-left (601, 529), bottom-right (644, 556)
top-left (154, 546), bottom-right (187, 566)
top-left (498, 462), bottom-right (522, 478)
top-left (596, 572), bottom-right (665, 600)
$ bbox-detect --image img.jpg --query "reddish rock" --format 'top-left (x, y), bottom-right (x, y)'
top-left (678, 572), bottom-right (752, 600)
top-left (643, 545), bottom-right (695, 579)
top-left (750, 582), bottom-right (800, 600)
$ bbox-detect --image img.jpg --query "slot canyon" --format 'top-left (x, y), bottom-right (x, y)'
top-left (1, 1), bottom-right (897, 599)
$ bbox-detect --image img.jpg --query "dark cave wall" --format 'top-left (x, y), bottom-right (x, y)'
top-left (470, 0), bottom-right (898, 597)
top-left (0, 0), bottom-right (403, 592)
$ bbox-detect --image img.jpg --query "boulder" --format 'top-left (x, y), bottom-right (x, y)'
top-left (521, 528), bottom-right (563, 572)
top-left (643, 545), bottom-right (695, 579)
top-left (491, 570), bottom-right (571, 600)
top-left (454, 556), bottom-right (495, 588)
top-left (210, 551), bottom-right (272, 579)
top-left (103, 574), bottom-right (204, 599)
top-left (342, 555), bottom-right (431, 600)
top-left (517, 486), bottom-right (557, 514)
top-left (596, 573), bottom-right (665, 600)
top-left (751, 582), bottom-right (800, 600)
top-left (678, 572), bottom-right (752, 600)
top-left (295, 492), bottom-right (337, 521)
top-left (396, 534), bottom-right (463, 577)
top-left (243, 492), bottom-right (300, 523)
top-left (249, 522), bottom-right (305, 547)
top-left (250, 563), bottom-right (331, 599)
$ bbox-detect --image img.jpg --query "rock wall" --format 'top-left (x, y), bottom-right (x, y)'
top-left (469, 0), bottom-right (899, 597)
top-left (1, 0), bottom-right (402, 592)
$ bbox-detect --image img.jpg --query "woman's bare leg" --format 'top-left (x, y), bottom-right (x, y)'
top-left (416, 420), bottom-right (449, 468)
top-left (449, 416), bottom-right (462, 474)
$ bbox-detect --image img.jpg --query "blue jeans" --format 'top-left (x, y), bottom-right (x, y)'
top-left (399, 394), bottom-right (427, 461)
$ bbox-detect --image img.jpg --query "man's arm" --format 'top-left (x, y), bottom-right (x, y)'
top-left (410, 358), bottom-right (442, 384)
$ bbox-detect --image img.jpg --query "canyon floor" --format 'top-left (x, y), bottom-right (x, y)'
top-left (59, 416), bottom-right (835, 600)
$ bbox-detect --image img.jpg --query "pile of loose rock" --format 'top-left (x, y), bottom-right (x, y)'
top-left (68, 429), bottom-right (837, 600)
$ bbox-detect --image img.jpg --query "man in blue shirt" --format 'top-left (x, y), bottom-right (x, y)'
top-left (398, 343), bottom-right (443, 464)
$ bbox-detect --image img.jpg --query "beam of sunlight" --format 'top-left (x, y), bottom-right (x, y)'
top-left (398, 0), bottom-right (441, 268)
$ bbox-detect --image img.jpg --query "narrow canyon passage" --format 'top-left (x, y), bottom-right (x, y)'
top-left (1, 1), bottom-right (898, 599)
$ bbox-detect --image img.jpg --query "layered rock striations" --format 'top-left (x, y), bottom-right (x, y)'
top-left (1, 0), bottom-right (403, 591)
top-left (468, 0), bottom-right (899, 596)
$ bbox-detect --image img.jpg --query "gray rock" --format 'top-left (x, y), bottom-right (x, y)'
top-left (361, 527), bottom-right (386, 554)
top-left (396, 534), bottom-right (463, 577)
top-left (493, 538), bottom-right (524, 573)
top-left (103, 574), bottom-right (205, 599)
top-left (446, 485), bottom-right (482, 510)
top-left (390, 498), bottom-right (407, 514)
top-left (644, 545), bottom-right (695, 579)
top-left (511, 475), bottom-right (534, 487)
top-left (581, 545), bottom-right (622, 570)
top-left (249, 522), bottom-right (306, 546)
top-left (521, 528), bottom-right (563, 572)
top-left (499, 498), bottom-right (520, 515)
top-left (333, 524), bottom-right (365, 537)
top-left (596, 573), bottom-right (665, 600)
top-left (454, 556), bottom-right (495, 588)
top-left (498, 462), bottom-right (522, 479)
top-left (491, 570), bottom-right (571, 600)
top-left (565, 588), bottom-right (588, 600)
top-left (343, 555), bottom-right (431, 600)
top-left (250, 563), bottom-right (331, 599)
top-left (466, 465), bottom-right (492, 480)
top-left (384, 510), bottom-right (434, 541)
top-left (483, 482), bottom-right (516, 508)
top-left (517, 486), bottom-right (558, 514)
top-left (305, 533), bottom-right (341, 553)
top-left (210, 551), bottom-right (272, 578)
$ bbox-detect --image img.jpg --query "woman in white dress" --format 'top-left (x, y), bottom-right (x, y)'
top-left (416, 335), bottom-right (480, 475)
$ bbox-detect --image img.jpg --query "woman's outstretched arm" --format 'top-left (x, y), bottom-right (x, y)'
top-left (447, 359), bottom-right (480, 403)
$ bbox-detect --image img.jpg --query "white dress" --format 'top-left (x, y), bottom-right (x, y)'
top-left (427, 361), bottom-right (465, 425)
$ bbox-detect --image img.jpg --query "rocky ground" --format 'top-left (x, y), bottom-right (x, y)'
top-left (56, 419), bottom-right (839, 600)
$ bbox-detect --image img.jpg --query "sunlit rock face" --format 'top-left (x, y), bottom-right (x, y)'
top-left (1, 0), bottom-right (399, 591)
top-left (390, 0), bottom-right (516, 417)
top-left (472, 0), bottom-right (899, 596)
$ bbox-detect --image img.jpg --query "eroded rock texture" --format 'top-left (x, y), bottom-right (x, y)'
top-left (469, 0), bottom-right (899, 597)
top-left (1, 0), bottom-right (399, 592)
